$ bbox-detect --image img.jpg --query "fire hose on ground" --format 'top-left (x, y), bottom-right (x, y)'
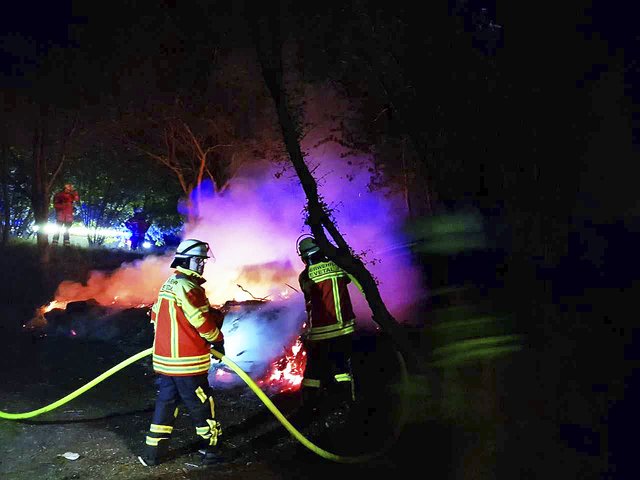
top-left (0, 346), bottom-right (409, 464)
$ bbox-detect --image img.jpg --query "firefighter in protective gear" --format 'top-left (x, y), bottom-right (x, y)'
top-left (51, 183), bottom-right (79, 246)
top-left (297, 236), bottom-right (360, 410)
top-left (139, 239), bottom-right (226, 467)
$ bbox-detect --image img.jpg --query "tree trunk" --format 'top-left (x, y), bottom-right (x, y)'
top-left (31, 107), bottom-right (51, 264)
top-left (248, 3), bottom-right (422, 369)
top-left (0, 143), bottom-right (10, 246)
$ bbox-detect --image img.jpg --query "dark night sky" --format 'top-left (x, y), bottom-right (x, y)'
top-left (0, 1), bottom-right (76, 83)
top-left (0, 2), bottom-right (76, 46)
top-left (1, 1), bottom-right (635, 65)
top-left (0, 1), bottom-right (637, 147)
top-left (1, 1), bottom-right (637, 89)
top-left (580, 1), bottom-right (639, 116)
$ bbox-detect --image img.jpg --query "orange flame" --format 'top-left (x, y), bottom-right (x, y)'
top-left (42, 300), bottom-right (68, 313)
top-left (257, 338), bottom-right (307, 393)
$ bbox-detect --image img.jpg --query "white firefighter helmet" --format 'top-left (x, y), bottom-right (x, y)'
top-left (171, 238), bottom-right (212, 274)
top-left (297, 236), bottom-right (320, 259)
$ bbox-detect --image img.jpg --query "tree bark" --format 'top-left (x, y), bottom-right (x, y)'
top-left (0, 143), bottom-right (10, 246)
top-left (31, 108), bottom-right (50, 263)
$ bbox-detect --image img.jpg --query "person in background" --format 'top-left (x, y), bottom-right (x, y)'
top-left (138, 238), bottom-right (227, 467)
top-left (297, 235), bottom-right (363, 412)
top-left (51, 183), bottom-right (79, 246)
top-left (125, 208), bottom-right (151, 251)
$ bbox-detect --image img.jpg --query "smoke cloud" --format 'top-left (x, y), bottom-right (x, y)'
top-left (51, 86), bottom-right (426, 383)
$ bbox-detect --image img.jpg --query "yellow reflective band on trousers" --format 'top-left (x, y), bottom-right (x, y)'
top-left (334, 373), bottom-right (352, 383)
top-left (301, 378), bottom-right (321, 388)
top-left (195, 386), bottom-right (207, 403)
top-left (209, 396), bottom-right (215, 419)
top-left (208, 419), bottom-right (222, 446)
top-left (150, 424), bottom-right (173, 434)
top-left (196, 419), bottom-right (222, 446)
top-left (146, 436), bottom-right (169, 446)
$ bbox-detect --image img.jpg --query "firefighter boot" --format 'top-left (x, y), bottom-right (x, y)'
top-left (201, 446), bottom-right (224, 465)
top-left (336, 376), bottom-right (356, 404)
top-left (138, 443), bottom-right (165, 467)
top-left (300, 385), bottom-right (321, 412)
top-left (294, 385), bottom-right (327, 427)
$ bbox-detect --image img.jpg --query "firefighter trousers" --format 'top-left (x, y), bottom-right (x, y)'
top-left (301, 334), bottom-right (356, 406)
top-left (144, 373), bottom-right (221, 461)
top-left (52, 220), bottom-right (72, 246)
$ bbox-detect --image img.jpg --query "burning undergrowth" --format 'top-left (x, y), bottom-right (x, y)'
top-left (28, 294), bottom-right (308, 395)
top-left (209, 296), bottom-right (307, 393)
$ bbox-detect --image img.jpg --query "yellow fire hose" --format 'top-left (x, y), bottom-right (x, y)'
top-left (0, 346), bottom-right (409, 464)
top-left (0, 347), bottom-right (153, 420)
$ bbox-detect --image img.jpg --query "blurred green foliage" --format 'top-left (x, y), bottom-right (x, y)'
top-left (402, 210), bottom-right (524, 425)
top-left (431, 311), bottom-right (521, 368)
top-left (405, 211), bottom-right (487, 255)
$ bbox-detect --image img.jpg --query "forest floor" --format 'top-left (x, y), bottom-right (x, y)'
top-left (0, 293), bottom-right (618, 480)
top-left (0, 304), bottom-right (431, 480)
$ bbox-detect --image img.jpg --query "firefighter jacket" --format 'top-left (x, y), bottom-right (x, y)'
top-left (125, 214), bottom-right (150, 237)
top-left (298, 260), bottom-right (356, 341)
top-left (150, 266), bottom-right (224, 376)
top-left (53, 189), bottom-right (79, 223)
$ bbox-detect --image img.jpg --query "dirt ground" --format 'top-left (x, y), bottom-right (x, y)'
top-left (0, 297), bottom-right (616, 480)
top-left (0, 304), bottom-right (425, 480)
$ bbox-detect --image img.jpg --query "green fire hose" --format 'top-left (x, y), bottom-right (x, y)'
top-left (0, 346), bottom-right (408, 464)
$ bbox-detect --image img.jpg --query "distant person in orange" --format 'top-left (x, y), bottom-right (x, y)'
top-left (51, 183), bottom-right (79, 246)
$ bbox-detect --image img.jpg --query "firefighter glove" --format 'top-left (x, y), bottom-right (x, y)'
top-left (211, 340), bottom-right (225, 361)
top-left (209, 306), bottom-right (225, 328)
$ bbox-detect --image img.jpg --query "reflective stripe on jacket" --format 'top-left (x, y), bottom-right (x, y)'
top-left (150, 266), bottom-right (223, 376)
top-left (298, 260), bottom-right (355, 341)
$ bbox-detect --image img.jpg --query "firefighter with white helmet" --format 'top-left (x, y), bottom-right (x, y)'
top-left (297, 235), bottom-right (360, 411)
top-left (139, 238), bottom-right (226, 467)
